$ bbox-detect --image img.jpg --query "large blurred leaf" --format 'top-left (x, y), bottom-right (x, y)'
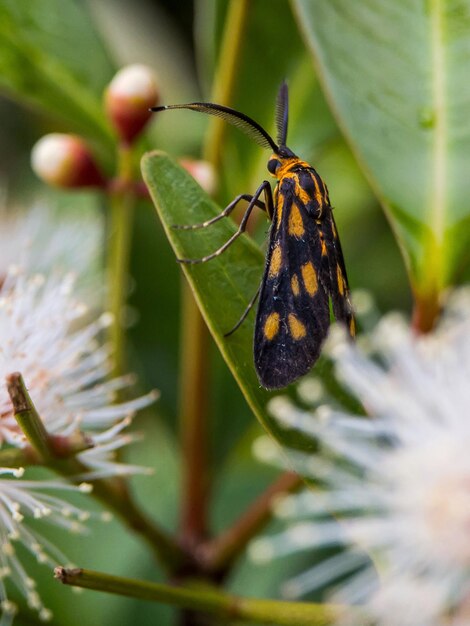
top-left (142, 151), bottom-right (310, 449)
top-left (0, 0), bottom-right (114, 149)
top-left (292, 0), bottom-right (470, 300)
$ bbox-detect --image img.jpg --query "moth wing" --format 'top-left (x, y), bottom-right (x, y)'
top-left (254, 182), bottom-right (330, 390)
top-left (320, 211), bottom-right (355, 336)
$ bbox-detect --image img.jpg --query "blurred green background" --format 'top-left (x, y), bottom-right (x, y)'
top-left (0, 0), bottom-right (412, 624)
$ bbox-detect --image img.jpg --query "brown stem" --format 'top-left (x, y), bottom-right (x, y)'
top-left (176, 0), bottom-right (252, 556)
top-left (179, 281), bottom-right (211, 548)
top-left (411, 287), bottom-right (441, 333)
top-left (201, 471), bottom-right (302, 576)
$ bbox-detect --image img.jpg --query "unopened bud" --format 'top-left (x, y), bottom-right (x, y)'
top-left (105, 64), bottom-right (159, 144)
top-left (179, 159), bottom-right (217, 195)
top-left (31, 134), bottom-right (105, 188)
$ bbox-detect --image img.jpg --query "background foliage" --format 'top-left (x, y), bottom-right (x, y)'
top-left (1, 0), bottom-right (465, 623)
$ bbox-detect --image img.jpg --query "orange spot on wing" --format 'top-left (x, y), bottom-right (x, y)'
top-left (301, 262), bottom-right (318, 296)
top-left (288, 204), bottom-right (305, 237)
top-left (288, 313), bottom-right (307, 340)
top-left (331, 220), bottom-right (338, 239)
top-left (268, 243), bottom-right (282, 278)
top-left (311, 175), bottom-right (322, 205)
top-left (319, 231), bottom-right (327, 256)
top-left (337, 265), bottom-right (345, 296)
top-left (274, 190), bottom-right (283, 230)
top-left (291, 274), bottom-right (300, 297)
top-left (264, 312), bottom-right (280, 340)
top-left (349, 317), bottom-right (356, 337)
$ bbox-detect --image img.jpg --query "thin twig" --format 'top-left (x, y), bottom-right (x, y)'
top-left (203, 0), bottom-right (250, 168)
top-left (107, 143), bottom-right (136, 377)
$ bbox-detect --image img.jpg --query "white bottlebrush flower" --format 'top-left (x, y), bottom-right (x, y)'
top-left (251, 294), bottom-right (470, 626)
top-left (0, 467), bottom-right (102, 626)
top-left (0, 205), bottom-right (103, 286)
top-left (0, 269), bottom-right (158, 476)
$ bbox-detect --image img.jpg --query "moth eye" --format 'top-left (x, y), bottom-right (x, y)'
top-left (267, 158), bottom-right (280, 175)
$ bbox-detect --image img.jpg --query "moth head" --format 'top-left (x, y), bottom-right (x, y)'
top-left (267, 146), bottom-right (297, 178)
top-left (267, 155), bottom-right (282, 177)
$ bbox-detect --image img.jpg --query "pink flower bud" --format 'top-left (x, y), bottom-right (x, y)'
top-left (179, 159), bottom-right (217, 195)
top-left (31, 134), bottom-right (105, 188)
top-left (105, 64), bottom-right (159, 144)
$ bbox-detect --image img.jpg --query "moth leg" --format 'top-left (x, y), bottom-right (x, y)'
top-left (178, 180), bottom-right (271, 264)
top-left (224, 285), bottom-right (261, 337)
top-left (172, 194), bottom-right (265, 230)
top-left (222, 180), bottom-right (272, 334)
top-left (262, 181), bottom-right (274, 220)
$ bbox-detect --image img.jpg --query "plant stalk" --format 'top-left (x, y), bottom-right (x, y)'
top-left (55, 567), bottom-right (358, 626)
top-left (179, 281), bottom-right (211, 547)
top-left (107, 143), bottom-right (136, 377)
top-left (7, 372), bottom-right (54, 461)
top-left (411, 286), bottom-right (441, 333)
top-left (203, 0), bottom-right (250, 167)
top-left (178, 0), bottom-right (250, 552)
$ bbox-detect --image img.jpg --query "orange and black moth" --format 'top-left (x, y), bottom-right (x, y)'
top-left (152, 82), bottom-right (355, 390)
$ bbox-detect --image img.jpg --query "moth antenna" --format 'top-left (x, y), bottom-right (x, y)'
top-left (275, 81), bottom-right (289, 148)
top-left (152, 102), bottom-right (279, 152)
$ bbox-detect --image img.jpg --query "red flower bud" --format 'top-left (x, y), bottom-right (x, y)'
top-left (179, 159), bottom-right (217, 195)
top-left (31, 134), bottom-right (105, 188)
top-left (105, 64), bottom-right (159, 144)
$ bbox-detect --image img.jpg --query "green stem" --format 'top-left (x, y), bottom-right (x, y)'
top-left (55, 567), bottom-right (359, 626)
top-left (7, 372), bottom-right (53, 461)
top-left (236, 597), bottom-right (357, 626)
top-left (0, 432), bottom-right (93, 467)
top-left (0, 432), bottom-right (92, 469)
top-left (107, 144), bottom-right (136, 377)
top-left (203, 0), bottom-right (250, 166)
top-left (0, 446), bottom-right (39, 467)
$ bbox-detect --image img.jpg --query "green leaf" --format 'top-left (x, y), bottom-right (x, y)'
top-left (141, 151), bottom-right (308, 448)
top-left (292, 0), bottom-right (470, 299)
top-left (0, 0), bottom-right (114, 150)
